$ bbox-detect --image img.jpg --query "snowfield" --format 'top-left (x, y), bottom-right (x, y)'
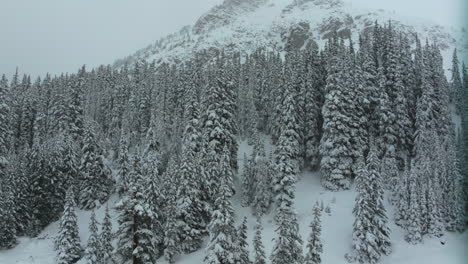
top-left (1, 138), bottom-right (466, 264)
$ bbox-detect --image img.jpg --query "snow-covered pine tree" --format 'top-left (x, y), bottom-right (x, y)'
top-left (347, 144), bottom-right (390, 262)
top-left (145, 167), bottom-right (165, 256)
top-left (303, 48), bottom-right (323, 169)
top-left (99, 205), bottom-right (114, 264)
top-left (270, 201), bottom-right (303, 264)
top-left (252, 218), bottom-right (266, 264)
top-left (79, 128), bottom-right (113, 209)
top-left (234, 217), bottom-right (251, 264)
top-left (426, 177), bottom-right (443, 237)
top-left (395, 167), bottom-right (410, 227)
top-left (241, 152), bottom-right (253, 207)
top-left (0, 74), bottom-right (10, 169)
top-left (116, 135), bottom-right (131, 197)
top-left (202, 67), bottom-right (238, 171)
top-left (274, 81), bottom-right (299, 208)
top-left (114, 155), bottom-right (158, 264)
top-left (204, 145), bottom-right (237, 264)
top-left (367, 146), bottom-right (391, 256)
top-left (55, 188), bottom-right (83, 264)
top-left (405, 163), bottom-right (423, 244)
top-left (271, 79), bottom-right (303, 264)
top-left (451, 49), bottom-right (463, 112)
top-left (443, 138), bottom-right (466, 232)
top-left (68, 66), bottom-right (85, 142)
top-left (304, 203), bottom-right (323, 264)
top-left (0, 184), bottom-right (17, 249)
top-left (175, 132), bottom-right (206, 253)
top-left (320, 46), bottom-right (354, 190)
top-left (346, 161), bottom-right (380, 264)
top-left (376, 66), bottom-right (399, 189)
top-left (252, 150), bottom-right (274, 216)
top-left (7, 151), bottom-right (33, 236)
top-left (164, 195), bottom-right (181, 264)
top-left (84, 211), bottom-right (100, 264)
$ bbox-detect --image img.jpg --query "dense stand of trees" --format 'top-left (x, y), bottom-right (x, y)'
top-left (0, 22), bottom-right (466, 264)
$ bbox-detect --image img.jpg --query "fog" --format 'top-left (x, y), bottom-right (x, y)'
top-left (0, 0), bottom-right (464, 79)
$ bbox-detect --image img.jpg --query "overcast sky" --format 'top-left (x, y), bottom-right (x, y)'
top-left (0, 0), bottom-right (464, 79)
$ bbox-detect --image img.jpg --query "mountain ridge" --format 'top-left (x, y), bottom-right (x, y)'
top-left (114, 0), bottom-right (466, 71)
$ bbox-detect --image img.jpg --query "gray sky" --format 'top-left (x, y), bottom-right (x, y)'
top-left (0, 0), bottom-right (464, 79)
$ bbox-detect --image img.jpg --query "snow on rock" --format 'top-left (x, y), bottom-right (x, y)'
top-left (114, 0), bottom-right (466, 73)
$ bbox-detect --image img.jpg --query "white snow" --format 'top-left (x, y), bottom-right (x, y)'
top-left (1, 136), bottom-right (466, 264)
top-left (119, 0), bottom-right (466, 73)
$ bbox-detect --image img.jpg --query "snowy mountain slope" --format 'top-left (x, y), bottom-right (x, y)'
top-left (114, 0), bottom-right (466, 72)
top-left (1, 137), bottom-right (467, 264)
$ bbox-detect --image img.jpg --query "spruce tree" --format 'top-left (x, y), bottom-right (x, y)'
top-left (235, 217), bottom-right (251, 264)
top-left (55, 188), bottom-right (83, 264)
top-left (252, 151), bottom-right (274, 216)
top-left (304, 203), bottom-right (323, 264)
top-left (116, 136), bottom-right (131, 197)
top-left (270, 202), bottom-right (303, 264)
top-left (320, 51), bottom-right (354, 190)
top-left (79, 128), bottom-right (113, 209)
top-left (164, 198), bottom-right (181, 264)
top-left (346, 162), bottom-right (380, 264)
top-left (451, 49), bottom-right (463, 112)
top-left (0, 74), bottom-right (10, 169)
top-left (114, 155), bottom-right (158, 264)
top-left (0, 184), bottom-right (17, 249)
top-left (405, 164), bottom-right (423, 244)
top-left (99, 205), bottom-right (114, 264)
top-left (252, 218), bottom-right (266, 264)
top-left (84, 211), bottom-right (100, 264)
top-left (204, 146), bottom-right (236, 264)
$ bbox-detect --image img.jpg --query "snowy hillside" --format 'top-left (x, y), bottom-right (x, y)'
top-left (114, 0), bottom-right (466, 71)
top-left (1, 138), bottom-right (466, 264)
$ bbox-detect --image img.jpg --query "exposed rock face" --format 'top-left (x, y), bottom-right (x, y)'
top-left (115, 0), bottom-right (465, 69)
top-left (193, 0), bottom-right (267, 34)
top-left (282, 22), bottom-right (314, 51)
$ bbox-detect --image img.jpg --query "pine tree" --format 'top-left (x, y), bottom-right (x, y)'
top-left (304, 203), bottom-right (323, 264)
top-left (274, 83), bottom-right (299, 208)
top-left (241, 152), bottom-right (254, 207)
top-left (395, 168), bottom-right (410, 227)
top-left (252, 218), bottom-right (266, 264)
top-left (0, 74), bottom-right (10, 169)
top-left (68, 66), bottom-right (85, 142)
top-left (368, 147), bottom-right (391, 256)
top-left (0, 184), bottom-right (17, 249)
top-left (79, 128), bottom-right (113, 209)
top-left (116, 136), bottom-right (131, 196)
top-left (99, 205), bottom-right (114, 264)
top-left (114, 155), bottom-right (158, 264)
top-left (252, 151), bottom-right (274, 216)
top-left (235, 217), bottom-right (251, 264)
top-left (55, 188), bottom-right (83, 264)
top-left (320, 51), bottom-right (354, 190)
top-left (405, 164), bottom-right (422, 244)
top-left (204, 147), bottom-right (236, 264)
top-left (84, 211), bottom-right (100, 264)
top-left (270, 202), bottom-right (303, 264)
top-left (426, 178), bottom-right (443, 237)
top-left (451, 49), bottom-right (463, 112)
top-left (164, 198), bottom-right (181, 264)
top-left (346, 162), bottom-right (380, 264)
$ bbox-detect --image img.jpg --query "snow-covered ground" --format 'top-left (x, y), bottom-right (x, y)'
top-left (1, 138), bottom-right (467, 264)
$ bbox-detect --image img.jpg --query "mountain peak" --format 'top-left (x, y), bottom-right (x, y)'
top-left (116, 0), bottom-right (465, 70)
top-left (193, 0), bottom-right (268, 34)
